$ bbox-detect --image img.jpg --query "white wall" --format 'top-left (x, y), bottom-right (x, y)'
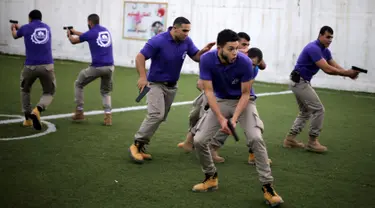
top-left (1, 0), bottom-right (374, 92)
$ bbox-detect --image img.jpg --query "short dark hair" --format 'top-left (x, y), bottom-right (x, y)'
top-left (248, 47), bottom-right (263, 62)
top-left (29, 10), bottom-right (42, 21)
top-left (238, 32), bottom-right (250, 41)
top-left (319, 26), bottom-right (333, 35)
top-left (88, 14), bottom-right (100, 25)
top-left (217, 29), bottom-right (239, 47)
top-left (173, 17), bottom-right (190, 27)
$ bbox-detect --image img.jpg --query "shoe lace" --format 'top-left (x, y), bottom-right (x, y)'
top-left (136, 143), bottom-right (147, 153)
top-left (202, 175), bottom-right (211, 183)
top-left (202, 173), bottom-right (217, 183)
top-left (264, 185), bottom-right (276, 196)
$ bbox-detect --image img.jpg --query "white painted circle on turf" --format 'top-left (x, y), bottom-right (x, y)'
top-left (0, 114), bottom-right (57, 141)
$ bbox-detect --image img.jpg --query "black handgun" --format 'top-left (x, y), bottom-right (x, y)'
top-left (352, 66), bottom-right (368, 74)
top-left (63, 26), bottom-right (74, 37)
top-left (9, 20), bottom-right (19, 31)
top-left (227, 120), bottom-right (239, 142)
top-left (135, 86), bottom-right (150, 103)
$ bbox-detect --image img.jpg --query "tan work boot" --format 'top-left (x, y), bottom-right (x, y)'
top-left (139, 144), bottom-right (152, 160)
top-left (177, 132), bottom-right (194, 152)
top-left (177, 141), bottom-right (194, 152)
top-left (23, 119), bottom-right (33, 127)
top-left (210, 146), bottom-right (225, 163)
top-left (283, 134), bottom-right (305, 148)
top-left (104, 113), bottom-right (112, 126)
top-left (192, 172), bottom-right (218, 192)
top-left (129, 141), bottom-right (145, 163)
top-left (262, 184), bottom-right (284, 207)
top-left (305, 137), bottom-right (327, 153)
top-left (248, 153), bottom-right (272, 165)
top-left (72, 109), bottom-right (84, 121)
top-left (29, 107), bottom-right (42, 130)
top-left (140, 151), bottom-right (152, 160)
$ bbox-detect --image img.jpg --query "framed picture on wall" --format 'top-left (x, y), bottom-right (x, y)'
top-left (122, 1), bottom-right (168, 40)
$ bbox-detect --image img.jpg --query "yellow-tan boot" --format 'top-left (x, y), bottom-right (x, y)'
top-left (104, 113), bottom-right (112, 126)
top-left (139, 144), bottom-right (152, 160)
top-left (23, 113), bottom-right (33, 127)
top-left (29, 107), bottom-right (42, 130)
top-left (23, 119), bottom-right (33, 127)
top-left (129, 141), bottom-right (145, 163)
top-left (262, 184), bottom-right (284, 207)
top-left (283, 134), bottom-right (305, 148)
top-left (192, 172), bottom-right (218, 192)
top-left (72, 108), bottom-right (84, 121)
top-left (248, 152), bottom-right (256, 165)
top-left (210, 146), bottom-right (225, 163)
top-left (305, 137), bottom-right (327, 153)
top-left (177, 132), bottom-right (194, 152)
top-left (248, 153), bottom-right (272, 165)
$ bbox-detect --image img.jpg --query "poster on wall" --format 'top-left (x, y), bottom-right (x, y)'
top-left (123, 1), bottom-right (168, 40)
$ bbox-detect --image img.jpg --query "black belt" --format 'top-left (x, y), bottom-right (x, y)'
top-left (154, 82), bottom-right (177, 87)
top-left (204, 95), bottom-right (256, 111)
top-left (220, 96), bottom-right (257, 101)
top-left (224, 96), bottom-right (241, 100)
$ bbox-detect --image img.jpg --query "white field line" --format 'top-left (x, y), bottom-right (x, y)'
top-left (0, 90), bottom-right (292, 125)
top-left (0, 114), bottom-right (56, 141)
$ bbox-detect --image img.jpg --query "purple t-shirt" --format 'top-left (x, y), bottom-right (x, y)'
top-left (294, 39), bottom-right (332, 81)
top-left (16, 20), bottom-right (53, 65)
top-left (79, 25), bottom-right (114, 67)
top-left (199, 50), bottom-right (253, 99)
top-left (140, 27), bottom-right (199, 83)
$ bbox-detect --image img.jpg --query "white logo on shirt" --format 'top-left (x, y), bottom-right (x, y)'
top-left (31, 28), bottom-right (49, 44)
top-left (96, 31), bottom-right (112, 47)
top-left (231, 78), bottom-right (239, 85)
top-left (182, 51), bottom-right (187, 60)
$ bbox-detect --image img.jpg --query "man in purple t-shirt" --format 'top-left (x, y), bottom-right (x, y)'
top-left (283, 26), bottom-right (359, 153)
top-left (177, 32), bottom-right (271, 166)
top-left (129, 17), bottom-right (215, 163)
top-left (191, 29), bottom-right (283, 207)
top-left (67, 14), bottom-right (114, 126)
top-left (11, 10), bottom-right (55, 131)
